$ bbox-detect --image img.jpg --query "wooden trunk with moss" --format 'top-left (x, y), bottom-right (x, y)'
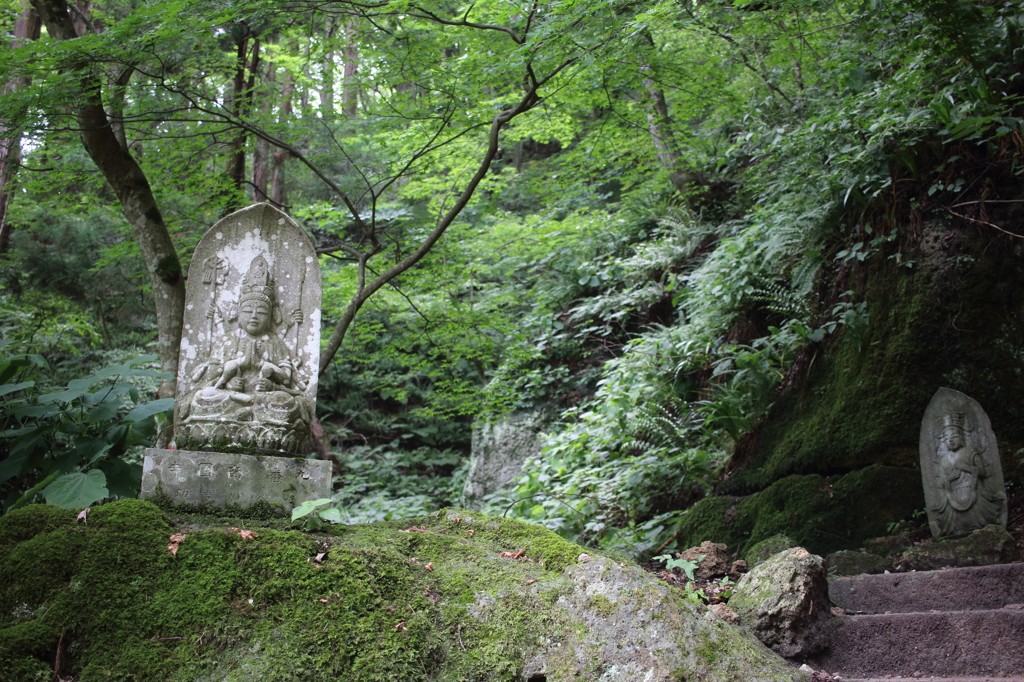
top-left (678, 218), bottom-right (1024, 559)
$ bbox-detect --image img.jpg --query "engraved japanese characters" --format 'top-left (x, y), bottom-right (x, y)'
top-left (919, 387), bottom-right (1007, 538)
top-left (174, 204), bottom-right (321, 456)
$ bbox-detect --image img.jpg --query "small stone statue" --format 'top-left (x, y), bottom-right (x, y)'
top-left (174, 204), bottom-right (321, 456)
top-left (919, 387), bottom-right (1006, 538)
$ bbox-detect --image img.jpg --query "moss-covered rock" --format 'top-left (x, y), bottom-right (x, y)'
top-left (724, 220), bottom-right (1024, 496)
top-left (0, 500), bottom-right (802, 682)
top-left (825, 550), bottom-right (889, 576)
top-left (674, 465), bottom-right (924, 558)
top-left (728, 547), bottom-right (831, 658)
top-left (745, 536), bottom-right (796, 568)
top-left (898, 523), bottom-right (1019, 571)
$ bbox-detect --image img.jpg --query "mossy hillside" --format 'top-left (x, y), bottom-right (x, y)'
top-left (674, 465), bottom-right (924, 559)
top-left (0, 500), bottom-right (801, 681)
top-left (724, 222), bottom-right (1024, 496)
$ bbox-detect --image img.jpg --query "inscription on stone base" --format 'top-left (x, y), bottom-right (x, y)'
top-left (141, 448), bottom-right (331, 511)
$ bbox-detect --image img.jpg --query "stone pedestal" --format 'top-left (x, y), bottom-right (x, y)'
top-left (141, 448), bottom-right (331, 511)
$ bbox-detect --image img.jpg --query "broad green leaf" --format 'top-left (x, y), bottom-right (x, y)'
top-left (291, 498), bottom-right (333, 521)
top-left (319, 507), bottom-right (344, 523)
top-left (39, 378), bottom-right (93, 404)
top-left (0, 381), bottom-right (34, 398)
top-left (43, 470), bottom-right (109, 509)
top-left (73, 437), bottom-right (112, 466)
top-left (97, 459), bottom-right (142, 498)
top-left (87, 397), bottom-right (121, 422)
top-left (0, 446), bottom-right (35, 485)
top-left (13, 404), bottom-right (61, 419)
top-left (123, 398), bottom-right (175, 423)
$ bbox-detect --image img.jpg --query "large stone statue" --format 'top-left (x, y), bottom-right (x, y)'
top-left (174, 204), bottom-right (321, 456)
top-left (142, 204), bottom-right (329, 511)
top-left (919, 387), bottom-right (1006, 538)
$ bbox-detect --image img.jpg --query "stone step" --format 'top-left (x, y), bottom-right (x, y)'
top-left (829, 563), bottom-right (1024, 615)
top-left (809, 609), bottom-right (1024, 679)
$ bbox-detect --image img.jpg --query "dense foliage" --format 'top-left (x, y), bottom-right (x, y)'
top-left (2, 0), bottom-right (1023, 553)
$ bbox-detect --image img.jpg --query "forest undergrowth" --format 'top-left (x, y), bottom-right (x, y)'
top-left (2, 0), bottom-right (1024, 559)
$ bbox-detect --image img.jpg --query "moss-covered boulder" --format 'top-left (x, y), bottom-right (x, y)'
top-left (0, 500), bottom-right (801, 682)
top-left (725, 221), bottom-right (1024, 497)
top-left (675, 465), bottom-right (924, 559)
top-left (898, 524), bottom-right (1019, 571)
top-left (745, 536), bottom-right (797, 568)
top-left (728, 547), bottom-right (831, 659)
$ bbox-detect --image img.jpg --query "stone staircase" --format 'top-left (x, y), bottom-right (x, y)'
top-left (807, 563), bottom-right (1024, 682)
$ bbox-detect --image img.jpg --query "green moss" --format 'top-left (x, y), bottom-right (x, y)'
top-left (587, 594), bottom-right (615, 618)
top-left (149, 487), bottom-right (289, 521)
top-left (0, 500), bottom-right (600, 681)
top-left (675, 465), bottom-right (924, 558)
top-left (745, 535), bottom-right (795, 567)
top-left (725, 227), bottom-right (1024, 495)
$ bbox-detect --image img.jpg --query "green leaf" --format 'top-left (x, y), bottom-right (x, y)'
top-left (87, 397), bottom-right (121, 422)
top-left (0, 381), bottom-right (34, 398)
top-left (319, 507), bottom-right (344, 523)
top-left (291, 498), bottom-right (333, 521)
top-left (0, 446), bottom-right (36, 485)
top-left (38, 378), bottom-right (92, 404)
top-left (97, 459), bottom-right (142, 498)
top-left (43, 470), bottom-right (109, 509)
top-left (123, 398), bottom-right (175, 423)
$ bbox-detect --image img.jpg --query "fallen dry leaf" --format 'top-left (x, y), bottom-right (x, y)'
top-left (229, 528), bottom-right (258, 540)
top-left (452, 517), bottom-right (462, 524)
top-left (319, 598), bottom-right (329, 603)
top-left (76, 508), bottom-right (90, 523)
top-left (399, 525), bottom-right (431, 533)
top-left (466, 530), bottom-right (475, 537)
top-left (424, 562), bottom-right (434, 571)
top-left (526, 579), bottom-right (536, 585)
top-left (167, 532), bottom-right (186, 556)
top-left (500, 549), bottom-right (526, 560)
top-left (394, 621), bottom-right (408, 631)
top-left (409, 557), bottom-right (420, 564)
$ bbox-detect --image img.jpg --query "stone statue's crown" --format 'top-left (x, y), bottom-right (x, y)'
top-left (239, 255), bottom-right (274, 306)
top-left (942, 411), bottom-right (966, 429)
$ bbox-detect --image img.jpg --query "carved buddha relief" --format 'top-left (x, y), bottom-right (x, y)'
top-left (919, 388), bottom-right (1006, 538)
top-left (174, 204), bottom-right (321, 456)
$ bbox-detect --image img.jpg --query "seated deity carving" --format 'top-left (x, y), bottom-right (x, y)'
top-left (178, 254), bottom-right (312, 454)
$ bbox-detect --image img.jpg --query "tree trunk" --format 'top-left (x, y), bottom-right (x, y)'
top-left (225, 33), bottom-right (260, 214)
top-left (0, 1), bottom-right (42, 254)
top-left (342, 21), bottom-right (359, 117)
top-left (252, 61), bottom-right (275, 203)
top-left (638, 30), bottom-right (689, 196)
top-left (31, 0), bottom-right (185, 397)
top-left (270, 69), bottom-right (294, 207)
top-left (321, 19), bottom-right (336, 122)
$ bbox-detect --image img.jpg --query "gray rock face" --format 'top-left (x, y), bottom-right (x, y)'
top-left (462, 410), bottom-right (551, 510)
top-left (140, 448), bottom-right (331, 511)
top-left (919, 387), bottom-right (1006, 539)
top-left (516, 554), bottom-right (801, 681)
top-left (174, 204), bottom-right (321, 457)
top-left (729, 547), bottom-right (832, 658)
